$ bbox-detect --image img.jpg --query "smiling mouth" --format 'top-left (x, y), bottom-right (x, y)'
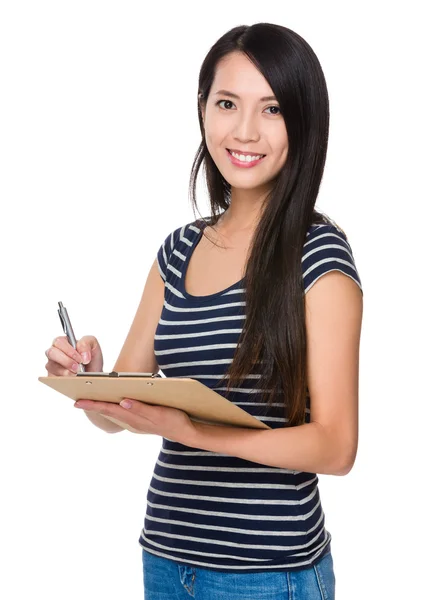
top-left (225, 149), bottom-right (267, 169)
top-left (226, 148), bottom-right (267, 158)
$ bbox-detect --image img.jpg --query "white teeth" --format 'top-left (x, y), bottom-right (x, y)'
top-left (229, 150), bottom-right (264, 162)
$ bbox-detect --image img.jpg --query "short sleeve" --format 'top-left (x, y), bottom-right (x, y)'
top-left (302, 223), bottom-right (363, 295)
top-left (156, 229), bottom-right (176, 282)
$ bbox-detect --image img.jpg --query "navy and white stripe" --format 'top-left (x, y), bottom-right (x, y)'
top-left (139, 218), bottom-right (362, 573)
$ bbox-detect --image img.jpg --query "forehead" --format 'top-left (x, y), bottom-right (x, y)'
top-left (212, 52), bottom-right (274, 96)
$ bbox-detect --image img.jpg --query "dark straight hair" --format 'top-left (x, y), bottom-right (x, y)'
top-left (189, 23), bottom-right (334, 427)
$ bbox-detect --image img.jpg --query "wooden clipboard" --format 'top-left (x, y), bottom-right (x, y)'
top-left (38, 372), bottom-right (271, 432)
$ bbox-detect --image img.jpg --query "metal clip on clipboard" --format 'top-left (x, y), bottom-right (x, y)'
top-left (75, 371), bottom-right (162, 378)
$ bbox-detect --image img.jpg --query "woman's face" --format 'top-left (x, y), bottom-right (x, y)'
top-left (200, 52), bottom-right (288, 193)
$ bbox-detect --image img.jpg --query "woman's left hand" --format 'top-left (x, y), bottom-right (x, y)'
top-left (73, 398), bottom-right (198, 445)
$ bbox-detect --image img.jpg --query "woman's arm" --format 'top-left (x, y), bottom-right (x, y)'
top-left (81, 257), bottom-right (165, 434)
top-left (188, 271), bottom-right (363, 475)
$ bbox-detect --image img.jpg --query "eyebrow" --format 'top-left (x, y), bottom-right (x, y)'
top-left (214, 89), bottom-right (278, 102)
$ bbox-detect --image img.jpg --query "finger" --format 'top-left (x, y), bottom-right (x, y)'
top-left (45, 360), bottom-right (76, 377)
top-left (116, 399), bottom-right (161, 427)
top-left (79, 399), bottom-right (145, 418)
top-left (86, 402), bottom-right (152, 433)
top-left (119, 399), bottom-right (159, 417)
top-left (52, 336), bottom-right (83, 363)
top-left (76, 335), bottom-right (100, 364)
top-left (73, 399), bottom-right (108, 410)
top-left (45, 345), bottom-right (81, 374)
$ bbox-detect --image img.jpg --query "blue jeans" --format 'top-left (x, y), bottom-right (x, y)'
top-left (142, 548), bottom-right (335, 599)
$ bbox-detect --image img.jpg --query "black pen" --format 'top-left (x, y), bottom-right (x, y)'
top-left (57, 301), bottom-right (85, 373)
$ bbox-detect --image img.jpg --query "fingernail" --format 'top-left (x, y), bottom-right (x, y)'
top-left (120, 399), bottom-right (132, 409)
top-left (82, 352), bottom-right (90, 364)
top-left (71, 363), bottom-right (79, 373)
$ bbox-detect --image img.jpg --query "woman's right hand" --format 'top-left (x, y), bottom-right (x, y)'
top-left (44, 335), bottom-right (123, 433)
top-left (45, 334), bottom-right (104, 376)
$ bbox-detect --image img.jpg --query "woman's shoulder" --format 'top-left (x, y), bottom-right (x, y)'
top-left (307, 213), bottom-right (348, 238)
top-left (303, 213), bottom-right (362, 294)
top-left (159, 218), bottom-right (205, 243)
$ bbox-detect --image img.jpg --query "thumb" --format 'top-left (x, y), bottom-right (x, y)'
top-left (76, 335), bottom-right (104, 372)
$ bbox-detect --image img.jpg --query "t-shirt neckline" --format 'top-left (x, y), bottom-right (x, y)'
top-left (179, 220), bottom-right (246, 302)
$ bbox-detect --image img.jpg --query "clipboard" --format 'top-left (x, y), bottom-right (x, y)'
top-left (38, 372), bottom-right (272, 432)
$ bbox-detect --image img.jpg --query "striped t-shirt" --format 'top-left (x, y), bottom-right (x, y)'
top-left (139, 216), bottom-right (363, 573)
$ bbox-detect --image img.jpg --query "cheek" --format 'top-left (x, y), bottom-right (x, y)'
top-left (206, 129), bottom-right (222, 150)
top-left (276, 140), bottom-right (288, 165)
top-left (205, 127), bottom-right (226, 165)
top-left (204, 112), bottom-right (228, 143)
top-left (205, 132), bottom-right (218, 163)
top-left (269, 144), bottom-right (288, 177)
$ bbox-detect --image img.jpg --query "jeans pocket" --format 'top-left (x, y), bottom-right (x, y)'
top-left (313, 552), bottom-right (336, 600)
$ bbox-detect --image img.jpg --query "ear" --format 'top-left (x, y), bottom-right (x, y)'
top-left (198, 93), bottom-right (205, 121)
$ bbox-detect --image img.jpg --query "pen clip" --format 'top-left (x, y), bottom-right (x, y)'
top-left (58, 305), bottom-right (68, 335)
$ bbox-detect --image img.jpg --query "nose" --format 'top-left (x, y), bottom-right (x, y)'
top-left (232, 111), bottom-right (261, 143)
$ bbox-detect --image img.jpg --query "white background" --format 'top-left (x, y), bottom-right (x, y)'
top-left (1, 1), bottom-right (446, 598)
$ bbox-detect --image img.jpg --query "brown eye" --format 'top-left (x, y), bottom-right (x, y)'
top-left (265, 106), bottom-right (281, 115)
top-left (216, 100), bottom-right (235, 110)
top-left (216, 100), bottom-right (281, 115)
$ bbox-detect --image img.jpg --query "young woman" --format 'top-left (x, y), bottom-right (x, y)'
top-left (45, 22), bottom-right (363, 600)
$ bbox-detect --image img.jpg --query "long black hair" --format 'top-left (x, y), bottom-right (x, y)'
top-left (189, 23), bottom-right (333, 427)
